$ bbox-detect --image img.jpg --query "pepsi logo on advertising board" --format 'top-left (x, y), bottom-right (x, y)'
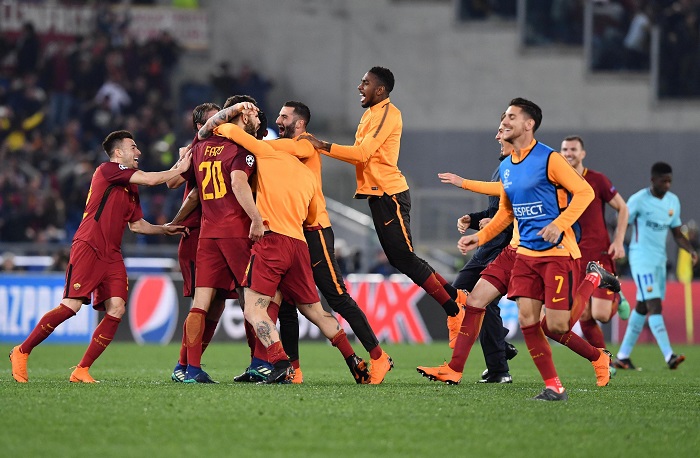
top-left (128, 275), bottom-right (178, 345)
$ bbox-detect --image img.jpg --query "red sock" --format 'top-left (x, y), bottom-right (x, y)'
top-left (448, 305), bottom-right (486, 372)
top-left (421, 274), bottom-right (458, 315)
top-left (20, 304), bottom-right (76, 354)
top-left (369, 345), bottom-right (383, 360)
top-left (266, 341), bottom-right (288, 364)
top-left (331, 330), bottom-right (355, 359)
top-left (267, 301), bottom-right (280, 322)
top-left (521, 321), bottom-right (559, 384)
top-left (433, 272), bottom-right (458, 299)
top-left (201, 319), bottom-right (219, 354)
top-left (79, 314), bottom-right (121, 367)
top-left (586, 272), bottom-right (602, 288)
top-left (544, 376), bottom-right (565, 393)
top-left (290, 359), bottom-right (300, 370)
top-left (580, 317), bottom-right (606, 349)
top-left (542, 317), bottom-right (600, 361)
top-left (184, 308), bottom-right (207, 368)
top-left (570, 279), bottom-right (596, 327)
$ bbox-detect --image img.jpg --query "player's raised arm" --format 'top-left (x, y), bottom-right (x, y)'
top-left (130, 150), bottom-right (192, 186)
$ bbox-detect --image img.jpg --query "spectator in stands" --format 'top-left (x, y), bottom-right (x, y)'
top-left (234, 63), bottom-right (273, 114)
top-left (15, 22), bottom-right (41, 76)
top-left (623, 1), bottom-right (653, 70)
top-left (210, 61), bottom-right (237, 105)
top-left (1, 252), bottom-right (22, 272)
top-left (369, 250), bottom-right (399, 276)
top-left (0, 10), bottom-right (184, 249)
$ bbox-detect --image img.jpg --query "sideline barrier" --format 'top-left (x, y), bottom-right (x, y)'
top-left (2, 274), bottom-right (698, 345)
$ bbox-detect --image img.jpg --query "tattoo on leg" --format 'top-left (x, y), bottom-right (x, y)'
top-left (256, 321), bottom-right (273, 347)
top-left (323, 313), bottom-right (341, 331)
top-left (255, 297), bottom-right (268, 309)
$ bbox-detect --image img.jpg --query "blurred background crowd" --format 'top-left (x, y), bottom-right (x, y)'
top-left (1, 0), bottom-right (699, 276)
top-left (0, 2), bottom-right (276, 252)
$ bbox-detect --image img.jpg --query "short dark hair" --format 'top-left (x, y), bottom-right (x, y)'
top-left (283, 100), bottom-right (311, 127)
top-left (102, 130), bottom-right (133, 158)
top-left (223, 94), bottom-right (257, 109)
top-left (509, 97), bottom-right (542, 132)
top-left (192, 102), bottom-right (221, 131)
top-left (368, 66), bottom-right (395, 93)
top-left (563, 135), bottom-right (584, 148)
top-left (652, 161), bottom-right (672, 177)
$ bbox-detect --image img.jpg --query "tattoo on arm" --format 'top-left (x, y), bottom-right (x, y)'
top-left (199, 111), bottom-right (228, 139)
top-left (198, 125), bottom-right (212, 139)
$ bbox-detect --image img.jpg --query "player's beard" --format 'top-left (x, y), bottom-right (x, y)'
top-left (244, 118), bottom-right (258, 136)
top-left (279, 121), bottom-right (295, 139)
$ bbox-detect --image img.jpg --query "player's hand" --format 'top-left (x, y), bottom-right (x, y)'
top-left (178, 144), bottom-right (191, 160)
top-left (479, 217), bottom-right (492, 230)
top-left (165, 222), bottom-right (188, 237)
top-left (233, 102), bottom-right (258, 117)
top-left (298, 134), bottom-right (322, 149)
top-left (438, 172), bottom-right (464, 188)
top-left (164, 224), bottom-right (189, 236)
top-left (249, 219), bottom-right (265, 242)
top-left (457, 214), bottom-right (471, 234)
top-left (608, 241), bottom-right (625, 260)
top-left (175, 149), bottom-right (192, 172)
top-left (692, 250), bottom-right (699, 266)
top-left (537, 223), bottom-right (562, 244)
top-left (457, 234), bottom-right (479, 255)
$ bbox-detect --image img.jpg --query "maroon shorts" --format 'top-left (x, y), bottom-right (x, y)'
top-left (580, 249), bottom-right (617, 301)
top-left (178, 227), bottom-right (200, 298)
top-left (195, 237), bottom-right (253, 292)
top-left (243, 232), bottom-right (319, 304)
top-left (508, 254), bottom-right (581, 311)
top-left (64, 241), bottom-right (128, 310)
top-left (481, 245), bottom-right (517, 296)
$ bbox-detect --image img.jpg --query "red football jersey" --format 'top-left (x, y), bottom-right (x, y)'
top-left (178, 174), bottom-right (202, 229)
top-left (577, 168), bottom-right (618, 254)
top-left (73, 161), bottom-right (142, 263)
top-left (186, 134), bottom-right (256, 239)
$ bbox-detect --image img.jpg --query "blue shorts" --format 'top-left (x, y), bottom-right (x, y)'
top-left (630, 261), bottom-right (666, 301)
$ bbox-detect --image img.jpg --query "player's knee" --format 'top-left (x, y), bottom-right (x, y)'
top-left (546, 320), bottom-right (569, 334)
top-left (107, 303), bottom-right (126, 319)
top-left (242, 306), bottom-right (258, 323)
top-left (592, 309), bottom-right (610, 323)
top-left (518, 312), bottom-right (539, 328)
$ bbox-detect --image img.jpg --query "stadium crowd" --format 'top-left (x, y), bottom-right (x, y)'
top-left (1, 14), bottom-right (182, 245)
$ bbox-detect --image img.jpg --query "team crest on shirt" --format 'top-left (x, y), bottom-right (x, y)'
top-left (73, 283), bottom-right (81, 291)
top-left (246, 154), bottom-right (255, 167)
top-left (668, 209), bottom-right (674, 217)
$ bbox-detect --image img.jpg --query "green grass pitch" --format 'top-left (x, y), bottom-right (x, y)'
top-left (2, 342), bottom-right (699, 458)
